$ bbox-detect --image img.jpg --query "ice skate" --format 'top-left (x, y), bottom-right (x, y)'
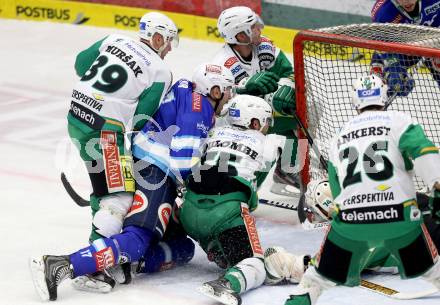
top-left (198, 278), bottom-right (242, 305)
top-left (29, 255), bottom-right (73, 301)
top-left (271, 159), bottom-right (301, 197)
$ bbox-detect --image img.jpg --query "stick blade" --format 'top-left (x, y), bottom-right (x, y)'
top-left (60, 172), bottom-right (90, 207)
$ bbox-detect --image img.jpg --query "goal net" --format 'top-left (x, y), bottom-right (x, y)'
top-left (293, 23), bottom-right (440, 188)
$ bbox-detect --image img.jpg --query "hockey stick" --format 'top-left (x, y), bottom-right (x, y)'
top-left (383, 57), bottom-right (423, 110)
top-left (62, 173), bottom-right (299, 211)
top-left (258, 198), bottom-right (297, 211)
top-left (292, 112), bottom-right (328, 170)
top-left (60, 172), bottom-right (90, 207)
top-left (384, 92), bottom-right (398, 110)
top-left (360, 279), bottom-right (439, 300)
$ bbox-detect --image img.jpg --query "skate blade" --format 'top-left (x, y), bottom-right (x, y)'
top-left (198, 284), bottom-right (239, 305)
top-left (29, 257), bottom-right (50, 301)
top-left (72, 275), bottom-right (113, 293)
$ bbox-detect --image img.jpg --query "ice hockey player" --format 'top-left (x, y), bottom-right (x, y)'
top-left (284, 74), bottom-right (440, 305)
top-left (213, 6), bottom-right (301, 196)
top-left (370, 0), bottom-right (440, 95)
top-left (29, 63), bottom-right (235, 301)
top-left (66, 11), bottom-right (179, 290)
top-left (301, 178), bottom-right (440, 251)
top-left (372, 0), bottom-right (440, 26)
top-left (178, 94), bottom-right (309, 305)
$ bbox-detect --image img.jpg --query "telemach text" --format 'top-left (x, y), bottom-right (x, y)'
top-left (70, 102), bottom-right (97, 126)
top-left (340, 206), bottom-right (403, 224)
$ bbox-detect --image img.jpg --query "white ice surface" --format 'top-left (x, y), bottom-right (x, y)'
top-left (0, 19), bottom-right (438, 305)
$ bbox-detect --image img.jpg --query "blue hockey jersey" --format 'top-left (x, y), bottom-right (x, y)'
top-left (372, 0), bottom-right (440, 27)
top-left (132, 79), bottom-right (215, 183)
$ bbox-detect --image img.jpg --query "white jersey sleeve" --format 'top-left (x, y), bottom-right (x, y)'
top-left (390, 111), bottom-right (440, 190)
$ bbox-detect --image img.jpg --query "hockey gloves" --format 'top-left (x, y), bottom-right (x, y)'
top-left (383, 63), bottom-right (415, 97)
top-left (272, 85), bottom-right (296, 115)
top-left (236, 71), bottom-right (279, 96)
top-left (429, 190), bottom-right (440, 224)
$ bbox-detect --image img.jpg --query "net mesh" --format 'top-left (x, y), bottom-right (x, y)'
top-left (296, 23), bottom-right (440, 188)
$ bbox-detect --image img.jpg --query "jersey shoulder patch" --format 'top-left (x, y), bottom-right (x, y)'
top-left (191, 92), bottom-right (202, 112)
top-left (224, 56), bottom-right (239, 68)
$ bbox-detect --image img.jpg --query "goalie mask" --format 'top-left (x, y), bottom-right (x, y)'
top-left (217, 6), bottom-right (264, 45)
top-left (352, 75), bottom-right (387, 110)
top-left (139, 12), bottom-right (179, 56)
top-left (227, 95), bottom-right (272, 131)
top-left (305, 179), bottom-right (334, 222)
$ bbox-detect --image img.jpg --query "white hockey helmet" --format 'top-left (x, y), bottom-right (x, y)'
top-left (192, 63), bottom-right (235, 96)
top-left (227, 95), bottom-right (273, 131)
top-left (305, 179), bottom-right (334, 221)
top-left (352, 75), bottom-right (387, 110)
top-left (139, 12), bottom-right (179, 52)
top-left (217, 6), bottom-right (264, 45)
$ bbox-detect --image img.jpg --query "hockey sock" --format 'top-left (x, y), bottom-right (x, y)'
top-left (138, 236), bottom-right (195, 273)
top-left (224, 257), bottom-right (266, 293)
top-left (224, 267), bottom-right (246, 293)
top-left (69, 225), bottom-right (153, 277)
top-left (69, 238), bottom-right (120, 277)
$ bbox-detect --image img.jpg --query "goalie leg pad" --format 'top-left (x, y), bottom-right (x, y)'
top-left (92, 192), bottom-right (133, 239)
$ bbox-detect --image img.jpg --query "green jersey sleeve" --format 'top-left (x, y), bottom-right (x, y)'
top-left (255, 159), bottom-right (277, 188)
top-left (267, 50), bottom-right (293, 78)
top-left (133, 82), bottom-right (167, 131)
top-left (74, 37), bottom-right (107, 77)
top-left (398, 123), bottom-right (439, 159)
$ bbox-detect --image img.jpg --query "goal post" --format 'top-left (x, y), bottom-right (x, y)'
top-left (293, 23), bottom-right (440, 187)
